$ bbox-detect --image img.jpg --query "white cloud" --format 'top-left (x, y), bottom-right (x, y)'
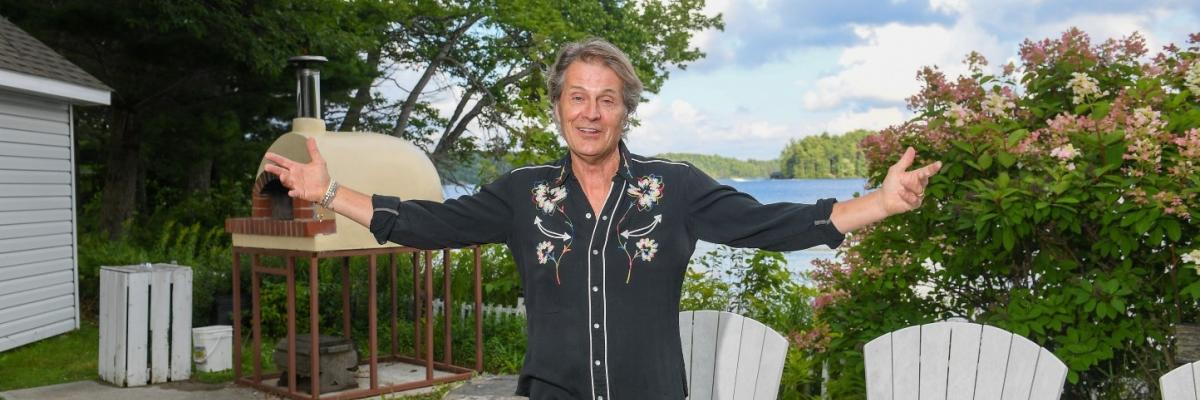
top-left (825, 107), bottom-right (908, 134)
top-left (801, 18), bottom-right (1004, 111)
top-left (928, 0), bottom-right (967, 15)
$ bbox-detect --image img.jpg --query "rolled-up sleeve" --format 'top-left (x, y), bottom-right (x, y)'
top-left (685, 166), bottom-right (845, 251)
top-left (369, 174), bottom-right (513, 249)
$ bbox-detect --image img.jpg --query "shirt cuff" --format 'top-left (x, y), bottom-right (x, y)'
top-left (811, 198), bottom-right (847, 249)
top-left (369, 194), bottom-right (403, 245)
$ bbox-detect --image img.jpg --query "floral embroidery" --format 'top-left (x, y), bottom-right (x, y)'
top-left (532, 182), bottom-right (567, 214)
top-left (635, 238), bottom-right (658, 262)
top-left (536, 241), bottom-right (554, 264)
top-left (626, 175), bottom-right (664, 211)
top-left (531, 180), bottom-right (573, 285)
top-left (617, 174), bottom-right (667, 283)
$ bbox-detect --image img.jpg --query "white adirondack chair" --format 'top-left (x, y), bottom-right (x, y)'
top-left (1161, 361), bottom-right (1200, 399)
top-left (679, 310), bottom-right (789, 400)
top-left (864, 321), bottom-right (1068, 400)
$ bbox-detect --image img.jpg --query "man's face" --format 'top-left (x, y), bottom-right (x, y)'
top-left (556, 61), bottom-right (625, 162)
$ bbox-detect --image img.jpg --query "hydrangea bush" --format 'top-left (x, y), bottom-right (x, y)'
top-left (807, 29), bottom-right (1200, 398)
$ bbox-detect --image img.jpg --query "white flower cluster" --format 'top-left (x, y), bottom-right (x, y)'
top-left (1068, 72), bottom-right (1107, 104)
top-left (1130, 107), bottom-right (1165, 130)
top-left (982, 92), bottom-right (1015, 117)
top-left (1185, 61), bottom-right (1200, 98)
top-left (1184, 249), bottom-right (1200, 266)
top-left (947, 103), bottom-right (973, 127)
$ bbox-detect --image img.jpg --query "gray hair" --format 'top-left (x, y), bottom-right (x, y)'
top-left (547, 38), bottom-right (643, 125)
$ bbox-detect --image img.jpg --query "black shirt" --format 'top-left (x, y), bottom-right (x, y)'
top-left (370, 141), bottom-right (845, 399)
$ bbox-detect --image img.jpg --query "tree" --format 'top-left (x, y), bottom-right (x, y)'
top-left (3, 0), bottom-right (381, 238)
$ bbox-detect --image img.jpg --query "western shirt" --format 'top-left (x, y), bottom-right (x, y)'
top-left (369, 141), bottom-right (845, 399)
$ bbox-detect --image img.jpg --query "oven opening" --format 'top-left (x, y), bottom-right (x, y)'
top-left (260, 177), bottom-right (293, 220)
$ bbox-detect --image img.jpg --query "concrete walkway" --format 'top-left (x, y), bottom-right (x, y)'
top-left (0, 375), bottom-right (526, 400)
top-left (0, 380), bottom-right (264, 400)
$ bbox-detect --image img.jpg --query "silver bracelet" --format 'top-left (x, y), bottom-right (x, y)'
top-left (319, 180), bottom-right (339, 208)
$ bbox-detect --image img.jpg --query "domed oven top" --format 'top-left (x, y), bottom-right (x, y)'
top-left (225, 118), bottom-right (443, 252)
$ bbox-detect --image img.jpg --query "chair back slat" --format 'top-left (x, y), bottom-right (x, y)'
top-left (1029, 348), bottom-right (1068, 400)
top-left (687, 310), bottom-right (720, 400)
top-left (999, 334), bottom-right (1042, 400)
top-left (732, 319), bottom-right (767, 399)
top-left (946, 322), bottom-right (983, 400)
top-left (893, 326), bottom-right (922, 400)
top-left (865, 331), bottom-right (894, 400)
top-left (1160, 363), bottom-right (1198, 400)
top-left (712, 312), bottom-right (744, 399)
top-left (753, 327), bottom-right (789, 400)
top-left (919, 323), bottom-right (953, 400)
top-left (680, 311), bottom-right (694, 391)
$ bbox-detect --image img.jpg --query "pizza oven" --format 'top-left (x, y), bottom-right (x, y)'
top-left (226, 56), bottom-right (484, 400)
top-left (225, 56), bottom-right (443, 251)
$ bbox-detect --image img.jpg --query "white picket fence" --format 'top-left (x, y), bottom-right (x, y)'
top-left (429, 297), bottom-right (525, 321)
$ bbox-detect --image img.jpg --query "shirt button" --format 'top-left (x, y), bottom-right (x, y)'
top-left (601, 215), bottom-right (608, 221)
top-left (592, 249), bottom-right (599, 255)
top-left (585, 212), bottom-right (592, 219)
top-left (592, 286), bottom-right (599, 292)
top-left (594, 360), bottom-right (601, 366)
top-left (598, 397), bottom-right (604, 400)
top-left (594, 323), bottom-right (600, 329)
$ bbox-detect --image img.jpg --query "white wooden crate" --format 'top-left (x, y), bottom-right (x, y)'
top-left (99, 264), bottom-right (192, 386)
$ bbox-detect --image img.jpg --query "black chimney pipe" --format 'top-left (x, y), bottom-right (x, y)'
top-left (288, 55), bottom-right (328, 119)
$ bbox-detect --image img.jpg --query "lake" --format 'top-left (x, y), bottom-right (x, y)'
top-left (443, 177), bottom-right (870, 274)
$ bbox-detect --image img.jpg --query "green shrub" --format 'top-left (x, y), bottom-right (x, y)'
top-left (810, 29), bottom-right (1200, 399)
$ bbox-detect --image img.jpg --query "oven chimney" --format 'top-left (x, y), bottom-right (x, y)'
top-left (288, 55), bottom-right (328, 120)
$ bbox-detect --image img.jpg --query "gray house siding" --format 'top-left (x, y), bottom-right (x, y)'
top-left (0, 89), bottom-right (78, 352)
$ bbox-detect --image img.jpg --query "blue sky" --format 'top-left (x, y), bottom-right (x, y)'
top-left (625, 0), bottom-right (1200, 159)
top-left (387, 1), bottom-right (1200, 161)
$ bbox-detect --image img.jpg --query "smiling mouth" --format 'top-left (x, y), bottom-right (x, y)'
top-left (576, 127), bottom-right (601, 135)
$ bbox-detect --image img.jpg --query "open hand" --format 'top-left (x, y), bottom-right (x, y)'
top-left (879, 147), bottom-right (942, 216)
top-left (263, 137), bottom-right (330, 203)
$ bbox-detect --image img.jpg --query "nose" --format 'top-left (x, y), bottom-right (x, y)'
top-left (584, 100), bottom-right (601, 121)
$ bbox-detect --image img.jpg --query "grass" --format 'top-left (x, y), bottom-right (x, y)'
top-left (0, 320), bottom-right (99, 391)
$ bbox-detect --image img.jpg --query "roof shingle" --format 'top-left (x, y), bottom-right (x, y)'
top-left (0, 15), bottom-right (111, 92)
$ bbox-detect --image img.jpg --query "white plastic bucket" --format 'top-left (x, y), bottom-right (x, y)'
top-left (192, 325), bottom-right (233, 372)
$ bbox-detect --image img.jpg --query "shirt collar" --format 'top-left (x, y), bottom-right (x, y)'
top-left (553, 140), bottom-right (637, 186)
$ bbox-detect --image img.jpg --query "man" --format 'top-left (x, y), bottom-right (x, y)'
top-left (265, 38), bottom-right (940, 399)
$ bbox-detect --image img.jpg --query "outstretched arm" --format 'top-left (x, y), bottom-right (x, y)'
top-left (262, 137), bottom-right (373, 226)
top-left (830, 146), bottom-right (942, 233)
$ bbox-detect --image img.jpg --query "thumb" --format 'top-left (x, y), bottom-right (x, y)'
top-left (306, 137), bottom-right (324, 164)
top-left (892, 147), bottom-right (916, 171)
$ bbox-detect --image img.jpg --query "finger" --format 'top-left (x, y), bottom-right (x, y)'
top-left (901, 191), bottom-right (920, 206)
top-left (263, 163), bottom-right (287, 177)
top-left (288, 189), bottom-right (300, 198)
top-left (901, 173), bottom-right (924, 194)
top-left (264, 152), bottom-right (296, 169)
top-left (892, 147), bottom-right (916, 172)
top-left (306, 138), bottom-right (324, 164)
top-left (918, 161), bottom-right (943, 179)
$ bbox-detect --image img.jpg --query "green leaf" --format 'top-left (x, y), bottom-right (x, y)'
top-left (978, 153), bottom-right (993, 170)
top-left (1006, 129), bottom-right (1030, 147)
top-left (997, 152), bottom-right (1016, 168)
top-left (1165, 219), bottom-right (1182, 242)
top-left (1090, 101), bottom-right (1112, 119)
top-left (1134, 214), bottom-right (1155, 234)
top-left (1002, 228), bottom-right (1015, 251)
top-left (951, 140), bottom-right (974, 154)
top-left (997, 172), bottom-right (1010, 188)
